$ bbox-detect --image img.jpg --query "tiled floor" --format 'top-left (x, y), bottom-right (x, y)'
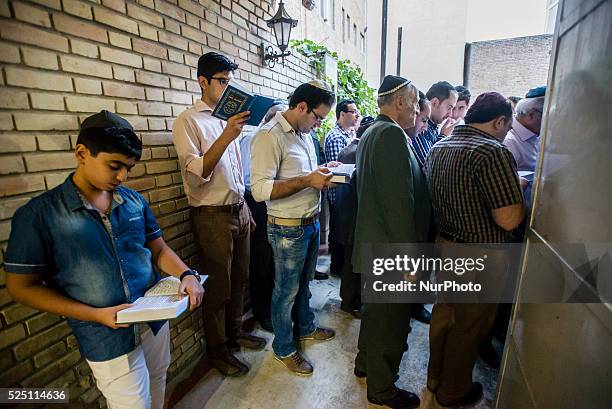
top-left (174, 256), bottom-right (501, 409)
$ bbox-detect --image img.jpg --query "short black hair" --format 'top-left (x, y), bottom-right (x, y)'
top-left (418, 96), bottom-right (430, 112)
top-left (356, 116), bottom-right (375, 138)
top-left (336, 99), bottom-right (355, 119)
top-left (508, 96), bottom-right (522, 104)
top-left (76, 127), bottom-right (142, 160)
top-left (289, 83), bottom-right (335, 111)
top-left (464, 92), bottom-right (513, 125)
top-left (426, 81), bottom-right (457, 103)
top-left (197, 52), bottom-right (238, 81)
top-left (455, 85), bottom-right (471, 104)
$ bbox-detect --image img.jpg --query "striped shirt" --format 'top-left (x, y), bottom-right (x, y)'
top-left (324, 124), bottom-right (354, 204)
top-left (411, 118), bottom-right (442, 169)
top-left (425, 125), bottom-right (523, 243)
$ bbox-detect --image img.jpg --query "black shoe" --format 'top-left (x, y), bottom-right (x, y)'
top-left (341, 305), bottom-right (362, 319)
top-left (314, 270), bottom-right (329, 280)
top-left (436, 382), bottom-right (483, 407)
top-left (258, 318), bottom-right (274, 332)
top-left (479, 339), bottom-right (501, 369)
top-left (411, 305), bottom-right (431, 324)
top-left (368, 388), bottom-right (420, 409)
top-left (209, 352), bottom-right (249, 377)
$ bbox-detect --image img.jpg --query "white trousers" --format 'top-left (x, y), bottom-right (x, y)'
top-left (86, 323), bottom-right (171, 409)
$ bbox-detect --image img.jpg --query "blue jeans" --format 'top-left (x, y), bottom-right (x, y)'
top-left (267, 220), bottom-right (319, 357)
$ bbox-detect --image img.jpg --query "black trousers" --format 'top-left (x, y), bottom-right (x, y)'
top-left (355, 303), bottom-right (413, 401)
top-left (328, 202), bottom-right (345, 276)
top-left (339, 244), bottom-right (361, 311)
top-left (245, 191), bottom-right (275, 323)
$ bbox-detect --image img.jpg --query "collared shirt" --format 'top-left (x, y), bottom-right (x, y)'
top-left (238, 129), bottom-right (256, 192)
top-left (250, 111), bottom-right (320, 218)
top-left (324, 124), bottom-right (354, 205)
top-left (425, 125), bottom-right (523, 243)
top-left (5, 175), bottom-right (164, 361)
top-left (503, 118), bottom-right (540, 171)
top-left (172, 99), bottom-right (245, 206)
top-left (411, 118), bottom-right (442, 169)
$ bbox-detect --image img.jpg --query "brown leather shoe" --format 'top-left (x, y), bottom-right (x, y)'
top-left (299, 326), bottom-right (335, 341)
top-left (209, 352), bottom-right (249, 377)
top-left (229, 333), bottom-right (267, 351)
top-left (274, 352), bottom-right (313, 376)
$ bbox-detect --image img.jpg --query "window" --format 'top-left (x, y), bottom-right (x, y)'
top-left (342, 8), bottom-right (345, 41)
top-left (347, 15), bottom-right (351, 40)
top-left (353, 24), bottom-right (357, 46)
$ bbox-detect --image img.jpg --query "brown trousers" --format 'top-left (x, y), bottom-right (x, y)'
top-left (190, 204), bottom-right (250, 357)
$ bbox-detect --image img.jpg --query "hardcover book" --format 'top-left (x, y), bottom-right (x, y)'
top-left (330, 163), bottom-right (356, 184)
top-left (212, 80), bottom-right (277, 126)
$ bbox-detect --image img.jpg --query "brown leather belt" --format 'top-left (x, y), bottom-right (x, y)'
top-left (267, 214), bottom-right (318, 227)
top-left (192, 201), bottom-right (244, 215)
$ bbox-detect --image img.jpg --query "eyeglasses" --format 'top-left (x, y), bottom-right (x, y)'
top-left (210, 77), bottom-right (230, 86)
top-left (346, 110), bottom-right (361, 117)
top-left (309, 109), bottom-right (325, 123)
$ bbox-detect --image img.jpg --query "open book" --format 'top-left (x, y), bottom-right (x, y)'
top-left (330, 163), bottom-right (356, 184)
top-left (116, 275), bottom-right (207, 324)
top-left (212, 80), bottom-right (277, 126)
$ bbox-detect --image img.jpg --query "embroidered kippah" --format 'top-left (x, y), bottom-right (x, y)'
top-left (378, 75), bottom-right (412, 97)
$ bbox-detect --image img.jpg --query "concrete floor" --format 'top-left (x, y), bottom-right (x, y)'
top-left (174, 257), bottom-right (501, 409)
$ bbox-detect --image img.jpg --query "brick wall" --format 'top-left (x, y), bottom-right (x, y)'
top-left (0, 0), bottom-right (316, 406)
top-left (467, 34), bottom-right (553, 98)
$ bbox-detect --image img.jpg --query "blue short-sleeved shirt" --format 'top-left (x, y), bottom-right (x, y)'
top-left (5, 175), bottom-right (165, 362)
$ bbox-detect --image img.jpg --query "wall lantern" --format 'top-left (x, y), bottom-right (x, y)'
top-left (262, 0), bottom-right (298, 68)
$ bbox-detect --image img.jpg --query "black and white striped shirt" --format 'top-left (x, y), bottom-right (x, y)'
top-left (425, 125), bottom-right (523, 243)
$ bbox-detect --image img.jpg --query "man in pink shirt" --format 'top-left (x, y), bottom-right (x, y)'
top-left (172, 52), bottom-right (265, 377)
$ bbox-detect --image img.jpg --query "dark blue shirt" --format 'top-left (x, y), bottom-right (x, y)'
top-left (411, 118), bottom-right (442, 169)
top-left (5, 175), bottom-right (164, 361)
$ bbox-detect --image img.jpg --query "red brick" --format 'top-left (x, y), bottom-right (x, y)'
top-left (164, 90), bottom-right (192, 104)
top-left (14, 113), bottom-right (78, 131)
top-left (132, 38), bottom-right (168, 59)
top-left (146, 88), bottom-right (164, 101)
top-left (62, 0), bottom-right (93, 19)
top-left (127, 2), bottom-right (163, 27)
top-left (178, 0), bottom-right (204, 17)
top-left (24, 152), bottom-right (76, 172)
top-left (45, 172), bottom-right (72, 189)
top-left (168, 49), bottom-right (183, 63)
top-left (0, 42), bottom-right (20, 63)
top-left (164, 17), bottom-right (181, 34)
top-left (29, 93), bottom-right (65, 111)
top-left (102, 81), bottom-right (146, 99)
top-left (116, 100), bottom-right (138, 115)
top-left (70, 39), bottom-right (99, 58)
top-left (138, 101), bottom-right (172, 116)
top-left (0, 20), bottom-right (69, 52)
top-left (154, 0), bottom-right (186, 22)
top-left (123, 177), bottom-right (155, 191)
top-left (143, 56), bottom-right (162, 72)
top-left (100, 46), bottom-right (143, 68)
top-left (37, 135), bottom-right (71, 151)
top-left (113, 66), bottom-right (135, 82)
top-left (0, 197), bottom-right (30, 219)
top-left (93, 7), bottom-right (139, 35)
top-left (0, 156), bottom-right (26, 175)
top-left (162, 61), bottom-right (191, 78)
top-left (0, 89), bottom-right (29, 109)
top-left (145, 160), bottom-right (177, 174)
top-left (0, 175), bottom-right (45, 197)
top-left (52, 13), bottom-right (108, 43)
top-left (139, 22), bottom-right (158, 41)
top-left (74, 78), bottom-right (103, 95)
top-left (30, 0), bottom-right (61, 10)
top-left (158, 31), bottom-right (188, 51)
top-left (0, 134), bottom-right (37, 153)
top-left (108, 32), bottom-right (132, 49)
top-left (6, 67), bottom-right (73, 91)
top-left (65, 95), bottom-right (115, 112)
top-left (60, 55), bottom-right (113, 79)
top-left (181, 24), bottom-right (206, 43)
top-left (101, 0), bottom-right (125, 13)
top-left (22, 48), bottom-right (59, 70)
top-left (142, 132), bottom-right (172, 145)
top-left (13, 2), bottom-right (52, 27)
top-left (136, 70), bottom-right (170, 88)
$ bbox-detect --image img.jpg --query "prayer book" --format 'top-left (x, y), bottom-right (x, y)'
top-left (330, 163), bottom-right (356, 184)
top-left (212, 80), bottom-right (276, 126)
top-left (116, 275), bottom-right (207, 324)
top-left (518, 171), bottom-right (535, 182)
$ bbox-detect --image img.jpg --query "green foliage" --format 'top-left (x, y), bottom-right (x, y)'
top-left (290, 39), bottom-right (378, 141)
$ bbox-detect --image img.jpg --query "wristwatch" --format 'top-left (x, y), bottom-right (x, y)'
top-left (179, 269), bottom-right (201, 282)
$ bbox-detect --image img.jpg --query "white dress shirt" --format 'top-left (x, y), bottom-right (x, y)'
top-left (250, 112), bottom-right (320, 218)
top-left (504, 118), bottom-right (540, 172)
top-left (172, 99), bottom-right (245, 206)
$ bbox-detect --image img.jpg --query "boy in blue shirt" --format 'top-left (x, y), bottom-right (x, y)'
top-left (5, 110), bottom-right (204, 409)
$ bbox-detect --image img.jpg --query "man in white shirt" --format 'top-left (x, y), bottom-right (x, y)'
top-left (250, 80), bottom-right (337, 375)
top-left (172, 52), bottom-right (265, 378)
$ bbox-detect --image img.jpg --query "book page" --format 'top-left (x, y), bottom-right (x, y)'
top-left (332, 163), bottom-right (356, 177)
top-left (131, 294), bottom-right (184, 308)
top-left (144, 276), bottom-right (180, 297)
